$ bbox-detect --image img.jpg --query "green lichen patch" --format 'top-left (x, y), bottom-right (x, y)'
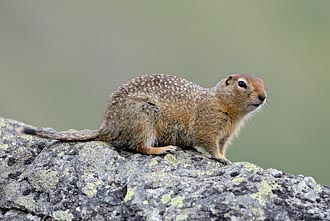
top-left (251, 180), bottom-right (280, 205)
top-left (124, 187), bottom-right (135, 202)
top-left (15, 195), bottom-right (37, 212)
top-left (164, 154), bottom-right (179, 167)
top-left (176, 214), bottom-right (188, 221)
top-left (52, 209), bottom-right (74, 221)
top-left (82, 182), bottom-right (98, 197)
top-left (148, 158), bottom-right (158, 166)
top-left (232, 176), bottom-right (244, 185)
top-left (242, 162), bottom-right (260, 173)
top-left (206, 170), bottom-right (213, 176)
top-left (31, 170), bottom-right (59, 192)
top-left (170, 195), bottom-right (184, 208)
top-left (80, 173), bottom-right (103, 197)
top-left (248, 206), bottom-right (265, 220)
top-left (0, 144), bottom-right (9, 150)
top-left (161, 191), bottom-right (173, 204)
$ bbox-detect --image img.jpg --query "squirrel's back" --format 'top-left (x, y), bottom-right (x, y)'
top-left (110, 74), bottom-right (206, 104)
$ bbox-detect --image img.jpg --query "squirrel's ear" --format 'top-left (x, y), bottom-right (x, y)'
top-left (225, 75), bottom-right (233, 86)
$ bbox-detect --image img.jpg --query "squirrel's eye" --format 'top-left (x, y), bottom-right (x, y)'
top-left (238, 81), bottom-right (247, 89)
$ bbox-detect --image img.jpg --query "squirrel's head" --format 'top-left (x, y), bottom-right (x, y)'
top-left (215, 74), bottom-right (267, 115)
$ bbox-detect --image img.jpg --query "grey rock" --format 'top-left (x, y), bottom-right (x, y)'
top-left (0, 117), bottom-right (329, 221)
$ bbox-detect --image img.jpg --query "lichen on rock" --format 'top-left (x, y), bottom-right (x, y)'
top-left (0, 116), bottom-right (329, 221)
top-left (31, 170), bottom-right (60, 192)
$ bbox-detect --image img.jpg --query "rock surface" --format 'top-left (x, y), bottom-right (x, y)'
top-left (0, 117), bottom-right (329, 221)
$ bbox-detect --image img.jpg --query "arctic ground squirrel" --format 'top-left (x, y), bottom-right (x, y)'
top-left (20, 73), bottom-right (267, 164)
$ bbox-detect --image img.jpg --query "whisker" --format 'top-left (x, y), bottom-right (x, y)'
top-left (266, 95), bottom-right (275, 101)
top-left (264, 101), bottom-right (272, 110)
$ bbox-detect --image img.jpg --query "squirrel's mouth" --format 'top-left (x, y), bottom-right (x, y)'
top-left (249, 101), bottom-right (265, 108)
top-left (250, 103), bottom-right (262, 107)
top-left (248, 94), bottom-right (267, 109)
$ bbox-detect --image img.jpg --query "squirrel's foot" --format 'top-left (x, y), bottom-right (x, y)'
top-left (212, 157), bottom-right (232, 165)
top-left (136, 145), bottom-right (178, 155)
top-left (156, 145), bottom-right (178, 154)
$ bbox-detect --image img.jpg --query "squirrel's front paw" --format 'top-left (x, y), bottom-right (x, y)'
top-left (212, 157), bottom-right (232, 165)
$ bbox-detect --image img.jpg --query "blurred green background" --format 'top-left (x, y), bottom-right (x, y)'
top-left (1, 1), bottom-right (329, 185)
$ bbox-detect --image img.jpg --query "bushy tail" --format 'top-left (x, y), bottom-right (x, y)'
top-left (18, 126), bottom-right (100, 141)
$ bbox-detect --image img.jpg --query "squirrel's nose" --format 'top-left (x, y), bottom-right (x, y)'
top-left (258, 94), bottom-right (266, 102)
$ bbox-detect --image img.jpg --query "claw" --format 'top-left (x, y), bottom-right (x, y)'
top-left (163, 145), bottom-right (178, 154)
top-left (212, 157), bottom-right (232, 165)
